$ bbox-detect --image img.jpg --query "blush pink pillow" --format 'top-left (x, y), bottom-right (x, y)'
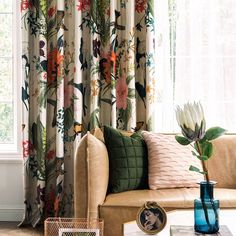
top-left (142, 131), bottom-right (203, 189)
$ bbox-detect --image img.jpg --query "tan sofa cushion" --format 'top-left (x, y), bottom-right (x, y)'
top-left (100, 188), bottom-right (236, 236)
top-left (74, 132), bottom-right (109, 218)
top-left (103, 188), bottom-right (236, 209)
top-left (142, 132), bottom-right (202, 189)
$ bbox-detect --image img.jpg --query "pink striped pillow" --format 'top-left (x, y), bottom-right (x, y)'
top-left (142, 131), bottom-right (203, 189)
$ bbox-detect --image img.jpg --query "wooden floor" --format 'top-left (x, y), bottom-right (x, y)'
top-left (0, 222), bottom-right (43, 236)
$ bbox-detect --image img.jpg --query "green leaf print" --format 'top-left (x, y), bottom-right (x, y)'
top-left (90, 0), bottom-right (110, 45)
top-left (128, 88), bottom-right (135, 98)
top-left (118, 99), bottom-right (132, 130)
top-left (64, 107), bottom-right (74, 131)
top-left (147, 0), bottom-right (154, 18)
top-left (88, 108), bottom-right (100, 130)
top-left (31, 117), bottom-right (46, 180)
top-left (40, 0), bottom-right (47, 16)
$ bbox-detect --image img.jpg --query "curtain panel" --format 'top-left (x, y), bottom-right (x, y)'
top-left (20, 0), bottom-right (155, 226)
top-left (154, 0), bottom-right (236, 132)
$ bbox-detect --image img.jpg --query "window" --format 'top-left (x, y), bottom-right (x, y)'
top-left (154, 0), bottom-right (236, 133)
top-left (0, 0), bottom-right (21, 155)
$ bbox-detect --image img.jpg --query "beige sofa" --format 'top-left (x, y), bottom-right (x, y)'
top-left (74, 133), bottom-right (236, 236)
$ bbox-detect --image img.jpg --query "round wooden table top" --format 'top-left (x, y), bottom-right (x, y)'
top-left (123, 209), bottom-right (236, 236)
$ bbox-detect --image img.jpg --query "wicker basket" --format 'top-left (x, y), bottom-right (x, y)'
top-left (44, 218), bottom-right (104, 236)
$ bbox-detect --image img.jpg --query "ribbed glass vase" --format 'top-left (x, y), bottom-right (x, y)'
top-left (194, 181), bottom-right (219, 233)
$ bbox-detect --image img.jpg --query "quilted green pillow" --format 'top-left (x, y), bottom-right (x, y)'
top-left (103, 126), bottom-right (148, 193)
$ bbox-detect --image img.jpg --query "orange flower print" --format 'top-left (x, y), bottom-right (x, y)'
top-left (47, 49), bottom-right (64, 84)
top-left (146, 81), bottom-right (156, 104)
top-left (91, 80), bottom-right (98, 96)
top-left (99, 58), bottom-right (111, 84)
top-left (116, 76), bottom-right (128, 110)
top-left (146, 85), bottom-right (151, 94)
top-left (110, 51), bottom-right (117, 72)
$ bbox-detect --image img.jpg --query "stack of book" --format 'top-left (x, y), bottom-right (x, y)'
top-left (170, 225), bottom-right (233, 236)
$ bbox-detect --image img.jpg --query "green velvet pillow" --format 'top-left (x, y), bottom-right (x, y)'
top-left (103, 126), bottom-right (148, 193)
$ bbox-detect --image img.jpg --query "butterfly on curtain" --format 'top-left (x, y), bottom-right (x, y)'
top-left (74, 122), bottom-right (83, 135)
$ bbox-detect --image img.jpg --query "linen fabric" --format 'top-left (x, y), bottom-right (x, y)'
top-left (103, 126), bottom-right (148, 193)
top-left (141, 131), bottom-right (202, 189)
top-left (21, 0), bottom-right (155, 226)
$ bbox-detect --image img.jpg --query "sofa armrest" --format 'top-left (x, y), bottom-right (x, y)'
top-left (74, 132), bottom-right (109, 218)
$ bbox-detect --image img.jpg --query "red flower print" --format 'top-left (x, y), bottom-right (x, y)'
top-left (47, 150), bottom-right (55, 160)
top-left (99, 51), bottom-right (117, 85)
top-left (76, 0), bottom-right (90, 12)
top-left (21, 0), bottom-right (32, 12)
top-left (106, 8), bottom-right (110, 16)
top-left (22, 140), bottom-right (33, 158)
top-left (22, 141), bottom-right (29, 158)
top-left (116, 76), bottom-right (128, 110)
top-left (36, 184), bottom-right (45, 204)
top-left (48, 7), bottom-right (56, 18)
top-left (47, 48), bottom-right (64, 84)
top-left (135, 0), bottom-right (147, 13)
top-left (54, 196), bottom-right (60, 216)
top-left (43, 72), bottom-right (47, 80)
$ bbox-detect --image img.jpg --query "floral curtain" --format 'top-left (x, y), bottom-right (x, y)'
top-left (20, 0), bottom-right (155, 226)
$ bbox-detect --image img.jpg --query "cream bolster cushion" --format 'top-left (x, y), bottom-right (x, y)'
top-left (74, 131), bottom-right (109, 218)
top-left (141, 131), bottom-right (203, 189)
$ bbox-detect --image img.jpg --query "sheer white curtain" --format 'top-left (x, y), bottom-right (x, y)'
top-left (154, 0), bottom-right (236, 132)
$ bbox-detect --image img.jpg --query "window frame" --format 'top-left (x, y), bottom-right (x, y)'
top-left (0, 0), bottom-right (22, 159)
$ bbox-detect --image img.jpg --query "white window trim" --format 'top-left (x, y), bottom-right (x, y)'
top-left (0, 0), bottom-right (22, 160)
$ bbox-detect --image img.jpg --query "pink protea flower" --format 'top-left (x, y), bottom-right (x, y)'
top-left (116, 76), bottom-right (128, 110)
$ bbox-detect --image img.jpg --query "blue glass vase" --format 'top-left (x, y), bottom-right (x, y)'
top-left (194, 181), bottom-right (219, 233)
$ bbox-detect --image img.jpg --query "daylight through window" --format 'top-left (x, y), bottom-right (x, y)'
top-left (154, 0), bottom-right (236, 133)
top-left (0, 0), bottom-right (21, 153)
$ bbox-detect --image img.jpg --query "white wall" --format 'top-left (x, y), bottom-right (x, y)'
top-left (0, 0), bottom-right (24, 223)
top-left (0, 159), bottom-right (24, 221)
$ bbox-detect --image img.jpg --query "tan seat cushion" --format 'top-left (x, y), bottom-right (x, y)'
top-left (102, 188), bottom-right (236, 209)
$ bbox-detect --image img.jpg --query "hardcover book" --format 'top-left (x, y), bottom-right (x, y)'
top-left (170, 225), bottom-right (233, 236)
